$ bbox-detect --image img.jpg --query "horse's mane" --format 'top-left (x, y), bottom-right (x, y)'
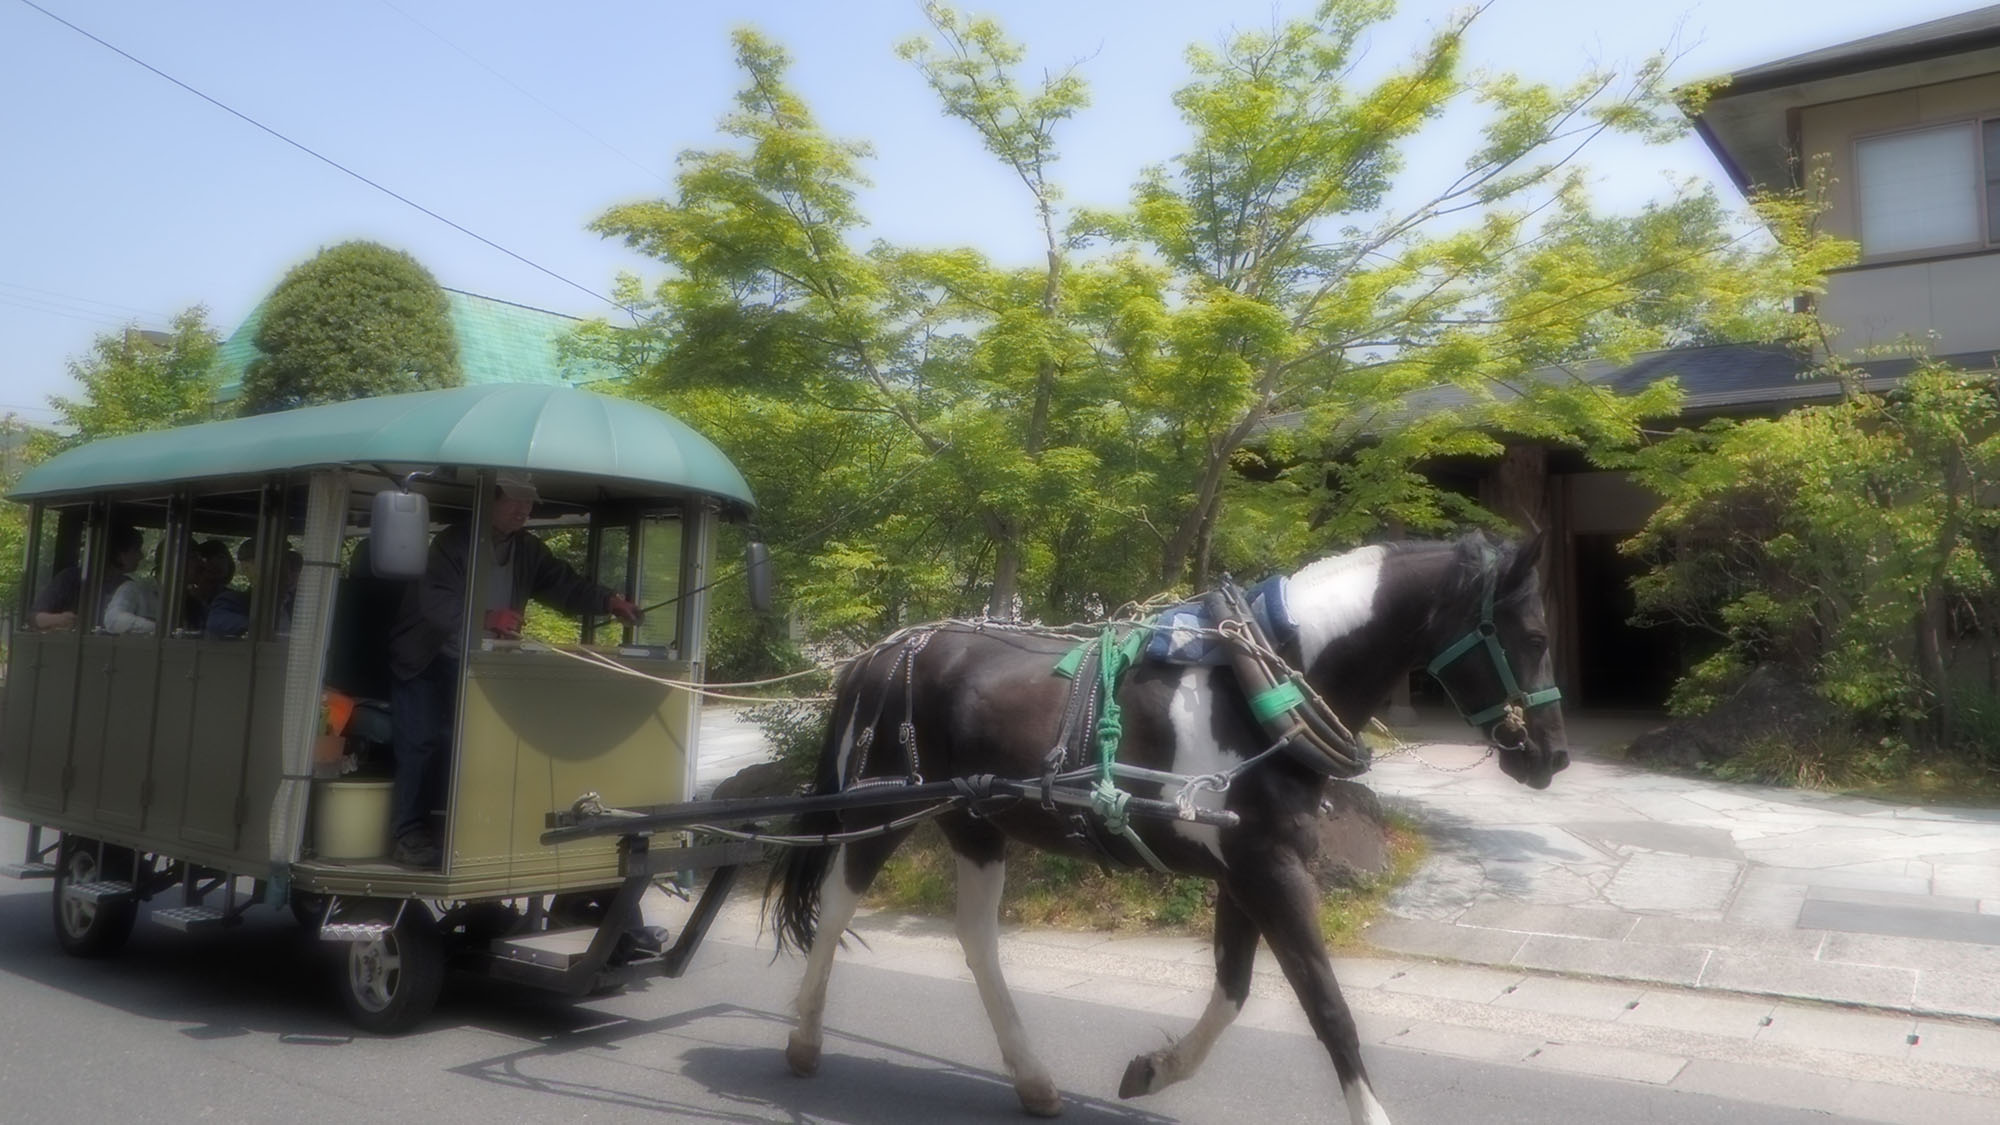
top-left (1291, 534), bottom-right (1530, 617)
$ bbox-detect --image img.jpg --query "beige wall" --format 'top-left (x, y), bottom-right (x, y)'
top-left (1799, 74), bottom-right (2000, 357)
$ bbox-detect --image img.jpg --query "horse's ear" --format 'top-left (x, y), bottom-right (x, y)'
top-left (1502, 530), bottom-right (1547, 593)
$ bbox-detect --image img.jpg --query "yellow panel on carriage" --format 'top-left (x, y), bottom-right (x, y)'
top-left (442, 646), bottom-right (698, 892)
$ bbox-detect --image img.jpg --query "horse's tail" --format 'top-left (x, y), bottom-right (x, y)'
top-left (768, 655), bottom-right (869, 956)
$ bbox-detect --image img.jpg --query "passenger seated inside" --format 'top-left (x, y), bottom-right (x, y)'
top-left (181, 539), bottom-right (235, 633)
top-left (207, 543), bottom-right (303, 638)
top-left (104, 565), bottom-right (161, 634)
top-left (32, 523), bottom-right (142, 631)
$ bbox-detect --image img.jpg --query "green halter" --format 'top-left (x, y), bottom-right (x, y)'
top-left (1425, 546), bottom-right (1563, 728)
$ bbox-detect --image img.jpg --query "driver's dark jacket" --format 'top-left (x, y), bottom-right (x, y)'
top-left (388, 524), bottom-right (613, 681)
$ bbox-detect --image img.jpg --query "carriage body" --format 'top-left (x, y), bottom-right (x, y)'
top-left (1, 384), bottom-right (757, 1027)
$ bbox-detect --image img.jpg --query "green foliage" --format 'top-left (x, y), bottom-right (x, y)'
top-left (240, 241), bottom-right (461, 415)
top-left (582, 5), bottom-right (1828, 660)
top-left (866, 812), bottom-right (1427, 945)
top-left (1628, 359), bottom-right (2000, 747)
top-left (5, 306), bottom-right (219, 633)
top-left (743, 694), bottom-right (833, 784)
top-left (46, 307), bottom-right (221, 445)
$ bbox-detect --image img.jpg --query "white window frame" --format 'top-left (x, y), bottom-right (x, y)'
top-left (1851, 118), bottom-right (1998, 263)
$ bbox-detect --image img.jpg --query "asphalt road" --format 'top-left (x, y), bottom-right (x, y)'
top-left (0, 874), bottom-right (1887, 1125)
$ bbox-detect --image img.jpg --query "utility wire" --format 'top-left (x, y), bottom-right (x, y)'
top-left (15, 0), bottom-right (629, 317)
top-left (0, 281), bottom-right (169, 320)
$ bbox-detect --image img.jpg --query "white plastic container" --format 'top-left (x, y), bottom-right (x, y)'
top-left (313, 780), bottom-right (394, 860)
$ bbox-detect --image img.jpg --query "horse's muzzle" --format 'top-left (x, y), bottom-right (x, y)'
top-left (1491, 712), bottom-right (1569, 789)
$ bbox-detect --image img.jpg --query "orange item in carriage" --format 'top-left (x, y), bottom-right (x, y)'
top-left (322, 689), bottom-right (357, 737)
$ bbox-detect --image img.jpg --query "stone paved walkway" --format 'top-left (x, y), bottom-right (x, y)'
top-left (1364, 713), bottom-right (2000, 1022)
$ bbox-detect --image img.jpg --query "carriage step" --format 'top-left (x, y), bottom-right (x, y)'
top-left (0, 862), bottom-right (55, 880)
top-left (152, 905), bottom-right (233, 933)
top-left (493, 926), bottom-right (598, 970)
top-left (318, 921), bottom-right (393, 943)
top-left (64, 879), bottom-right (135, 904)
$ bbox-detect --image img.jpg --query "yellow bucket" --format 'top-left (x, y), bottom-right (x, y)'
top-left (313, 780), bottom-right (393, 861)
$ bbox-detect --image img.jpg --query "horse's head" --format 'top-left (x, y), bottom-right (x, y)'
top-left (1426, 531), bottom-right (1570, 788)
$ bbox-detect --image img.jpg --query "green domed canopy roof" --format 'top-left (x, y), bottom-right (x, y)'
top-left (11, 384), bottom-right (753, 508)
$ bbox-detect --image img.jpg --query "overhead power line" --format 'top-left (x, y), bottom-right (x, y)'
top-left (0, 280), bottom-right (170, 320)
top-left (15, 0), bottom-right (627, 316)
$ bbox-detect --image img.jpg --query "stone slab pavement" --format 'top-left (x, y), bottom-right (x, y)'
top-left (1363, 712), bottom-right (2000, 1025)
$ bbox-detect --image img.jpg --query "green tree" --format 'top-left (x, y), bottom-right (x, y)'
top-left (1627, 357), bottom-right (2000, 748)
top-left (46, 306), bottom-right (221, 445)
top-left (240, 241), bottom-right (461, 414)
top-left (586, 3), bottom-right (1833, 640)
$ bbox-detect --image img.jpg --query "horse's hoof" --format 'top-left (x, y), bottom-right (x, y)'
top-left (785, 1033), bottom-right (821, 1077)
top-left (1016, 1075), bottom-right (1064, 1117)
top-left (1118, 1055), bottom-right (1158, 1099)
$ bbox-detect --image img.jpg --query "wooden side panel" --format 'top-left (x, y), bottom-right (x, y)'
top-left (90, 640), bottom-right (163, 830)
top-left (451, 650), bottom-right (693, 885)
top-left (20, 633), bottom-right (80, 813)
top-left (146, 641), bottom-right (201, 836)
top-left (0, 634), bottom-right (46, 810)
top-left (66, 637), bottom-right (117, 822)
top-left (180, 644), bottom-right (254, 851)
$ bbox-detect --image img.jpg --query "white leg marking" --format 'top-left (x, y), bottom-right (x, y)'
top-left (789, 845), bottom-right (863, 1073)
top-left (1343, 1076), bottom-right (1393, 1125)
top-left (1288, 545), bottom-right (1387, 671)
top-left (956, 854), bottom-right (1062, 1116)
top-left (1144, 983), bottom-right (1245, 1091)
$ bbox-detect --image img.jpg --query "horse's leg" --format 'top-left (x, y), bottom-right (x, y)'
top-left (1232, 859), bottom-right (1392, 1125)
top-left (953, 846), bottom-right (1063, 1118)
top-left (786, 829), bottom-right (912, 1077)
top-left (1118, 886), bottom-right (1257, 1098)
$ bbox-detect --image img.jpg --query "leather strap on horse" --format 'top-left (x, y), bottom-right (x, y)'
top-left (1200, 582), bottom-right (1370, 780)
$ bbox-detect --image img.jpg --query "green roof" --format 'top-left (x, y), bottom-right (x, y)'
top-left (11, 384), bottom-right (753, 507)
top-left (209, 288), bottom-right (623, 401)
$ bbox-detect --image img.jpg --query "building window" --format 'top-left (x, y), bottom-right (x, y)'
top-left (1854, 122), bottom-right (1989, 257)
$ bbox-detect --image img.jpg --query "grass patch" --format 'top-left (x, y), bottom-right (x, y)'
top-left (1701, 731), bottom-right (2000, 807)
top-left (866, 813), bottom-right (1428, 949)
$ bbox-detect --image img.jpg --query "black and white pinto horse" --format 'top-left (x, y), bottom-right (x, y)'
top-left (771, 532), bottom-right (1568, 1123)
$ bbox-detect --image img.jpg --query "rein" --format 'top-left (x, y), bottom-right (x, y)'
top-left (1424, 546), bottom-right (1561, 734)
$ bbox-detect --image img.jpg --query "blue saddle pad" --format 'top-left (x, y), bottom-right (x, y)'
top-left (1143, 576), bottom-right (1296, 666)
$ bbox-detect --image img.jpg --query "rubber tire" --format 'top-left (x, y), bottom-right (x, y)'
top-left (336, 903), bottom-right (445, 1034)
top-left (51, 838), bottom-right (139, 958)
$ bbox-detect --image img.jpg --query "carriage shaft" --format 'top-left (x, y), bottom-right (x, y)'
top-left (541, 775), bottom-right (1238, 845)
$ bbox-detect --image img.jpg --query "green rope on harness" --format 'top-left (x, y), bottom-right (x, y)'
top-left (1091, 625), bottom-right (1171, 873)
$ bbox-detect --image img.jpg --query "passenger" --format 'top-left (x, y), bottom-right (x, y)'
top-left (103, 573), bottom-right (162, 634)
top-left (386, 473), bottom-right (640, 868)
top-left (206, 543), bottom-right (302, 638)
top-left (31, 524), bottom-right (142, 631)
top-left (181, 539), bottom-right (235, 633)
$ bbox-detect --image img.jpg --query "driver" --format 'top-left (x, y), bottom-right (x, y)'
top-left (385, 473), bottom-right (640, 868)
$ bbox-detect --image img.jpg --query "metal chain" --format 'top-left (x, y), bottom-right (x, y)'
top-left (1366, 717), bottom-right (1496, 774)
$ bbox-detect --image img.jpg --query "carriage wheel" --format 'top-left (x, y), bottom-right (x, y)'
top-left (336, 903), bottom-right (445, 1034)
top-left (51, 837), bottom-right (139, 958)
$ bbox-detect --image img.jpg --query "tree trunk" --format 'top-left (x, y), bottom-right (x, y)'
top-left (1918, 589), bottom-right (1953, 747)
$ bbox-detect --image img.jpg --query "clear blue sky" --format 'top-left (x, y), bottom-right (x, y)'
top-left (0, 0), bottom-right (1983, 426)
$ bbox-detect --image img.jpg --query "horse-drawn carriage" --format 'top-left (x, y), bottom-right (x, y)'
top-left (3, 382), bottom-right (1567, 1124)
top-left (1, 384), bottom-right (771, 1029)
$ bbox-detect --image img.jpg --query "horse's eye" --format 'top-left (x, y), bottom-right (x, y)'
top-left (1525, 634), bottom-right (1547, 654)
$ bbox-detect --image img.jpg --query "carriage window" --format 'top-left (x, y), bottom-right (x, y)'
top-left (25, 503), bottom-right (85, 630)
top-left (99, 500), bottom-right (171, 636)
top-left (634, 513), bottom-right (682, 655)
top-left (182, 490), bottom-right (262, 640)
